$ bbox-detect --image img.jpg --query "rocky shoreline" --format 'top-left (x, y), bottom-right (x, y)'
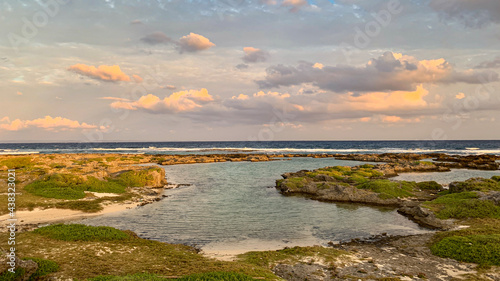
top-left (1, 153), bottom-right (499, 280)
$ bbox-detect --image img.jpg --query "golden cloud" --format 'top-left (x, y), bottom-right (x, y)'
top-left (68, 64), bottom-right (131, 82)
top-left (110, 89), bottom-right (214, 113)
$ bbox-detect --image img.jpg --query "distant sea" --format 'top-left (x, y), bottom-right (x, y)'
top-left (1, 140), bottom-right (500, 155)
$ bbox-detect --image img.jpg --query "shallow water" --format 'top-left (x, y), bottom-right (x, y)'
top-left (83, 158), bottom-right (434, 253)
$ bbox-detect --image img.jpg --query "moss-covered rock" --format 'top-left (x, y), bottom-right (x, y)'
top-left (449, 178), bottom-right (500, 193)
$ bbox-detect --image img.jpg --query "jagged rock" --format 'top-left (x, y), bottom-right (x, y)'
top-left (477, 191), bottom-right (500, 205)
top-left (397, 203), bottom-right (454, 230)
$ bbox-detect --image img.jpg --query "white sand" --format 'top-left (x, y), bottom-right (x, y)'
top-left (0, 202), bottom-right (137, 228)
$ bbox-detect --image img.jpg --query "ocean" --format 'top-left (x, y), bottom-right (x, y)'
top-left (1, 140), bottom-right (500, 155)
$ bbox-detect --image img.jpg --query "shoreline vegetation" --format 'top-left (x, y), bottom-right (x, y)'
top-left (0, 153), bottom-right (499, 280)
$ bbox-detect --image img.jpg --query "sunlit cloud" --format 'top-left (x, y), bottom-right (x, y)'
top-left (0, 116), bottom-right (97, 131)
top-left (68, 64), bottom-right (131, 82)
top-left (177, 33), bottom-right (215, 53)
top-left (257, 52), bottom-right (499, 92)
top-left (242, 47), bottom-right (270, 63)
top-left (110, 89), bottom-right (214, 113)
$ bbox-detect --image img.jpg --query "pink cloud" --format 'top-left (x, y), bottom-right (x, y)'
top-left (0, 116), bottom-right (97, 131)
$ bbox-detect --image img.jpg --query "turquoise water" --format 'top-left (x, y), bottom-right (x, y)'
top-left (83, 157), bottom-right (432, 253)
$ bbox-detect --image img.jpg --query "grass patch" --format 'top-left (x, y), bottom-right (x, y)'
top-left (430, 234), bottom-right (500, 266)
top-left (357, 180), bottom-right (415, 199)
top-left (33, 224), bottom-right (130, 242)
top-left (117, 168), bottom-right (162, 187)
top-left (424, 192), bottom-right (500, 219)
top-left (85, 177), bottom-right (126, 193)
top-left (23, 257), bottom-right (59, 280)
top-left (25, 174), bottom-right (87, 200)
top-left (449, 178), bottom-right (500, 193)
top-left (416, 181), bottom-right (442, 190)
top-left (25, 174), bottom-right (127, 200)
top-left (238, 246), bottom-right (345, 268)
top-left (0, 268), bottom-right (25, 281)
top-left (54, 200), bottom-right (104, 213)
top-left (0, 228), bottom-right (278, 280)
top-left (491, 176), bottom-right (500, 182)
top-left (0, 156), bottom-right (35, 169)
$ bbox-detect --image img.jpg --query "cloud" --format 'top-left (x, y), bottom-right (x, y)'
top-left (236, 63), bottom-right (249, 70)
top-left (429, 0), bottom-right (500, 28)
top-left (132, 74), bottom-right (143, 83)
top-left (177, 33), bottom-right (215, 53)
top-left (455, 92), bottom-right (466, 99)
top-left (130, 19), bottom-right (143, 24)
top-left (16, 91), bottom-right (22, 95)
top-left (474, 57), bottom-right (500, 69)
top-left (343, 84), bottom-right (431, 112)
top-left (0, 116), bottom-right (97, 131)
top-left (161, 85), bottom-right (177, 90)
top-left (281, 0), bottom-right (308, 12)
top-left (140, 31), bottom-right (172, 44)
top-left (256, 52), bottom-right (499, 92)
top-left (242, 47), bottom-right (270, 63)
top-left (110, 89), bottom-right (214, 113)
top-left (68, 64), bottom-right (131, 82)
top-left (98, 97), bottom-right (131, 101)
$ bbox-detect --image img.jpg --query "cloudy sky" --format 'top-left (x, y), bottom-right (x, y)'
top-left (1, 0), bottom-right (499, 142)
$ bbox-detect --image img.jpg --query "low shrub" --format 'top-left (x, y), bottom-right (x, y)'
top-left (0, 157), bottom-right (34, 169)
top-left (33, 224), bottom-right (130, 241)
top-left (417, 181), bottom-right (442, 190)
top-left (118, 168), bottom-right (161, 187)
top-left (430, 234), bottom-right (500, 265)
top-left (425, 192), bottom-right (500, 219)
top-left (23, 257), bottom-right (59, 280)
top-left (449, 178), bottom-right (500, 193)
top-left (357, 180), bottom-right (415, 199)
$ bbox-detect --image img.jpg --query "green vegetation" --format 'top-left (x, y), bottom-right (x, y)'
top-left (177, 272), bottom-right (256, 281)
top-left (306, 166), bottom-right (384, 184)
top-left (238, 246), bottom-right (345, 268)
top-left (491, 176), bottom-right (500, 182)
top-left (0, 225), bottom-right (278, 281)
top-left (24, 172), bottom-right (131, 200)
top-left (416, 161), bottom-right (434, 166)
top-left (416, 181), bottom-right (442, 190)
top-left (283, 177), bottom-right (307, 190)
top-left (0, 268), bottom-right (25, 281)
top-left (49, 163), bottom-right (67, 169)
top-left (117, 168), bottom-right (162, 187)
top-left (0, 156), bottom-right (35, 169)
top-left (23, 257), bottom-right (59, 280)
top-left (431, 235), bottom-right (500, 266)
top-left (87, 273), bottom-right (166, 281)
top-left (25, 174), bottom-right (87, 199)
top-left (449, 178), bottom-right (500, 193)
top-left (33, 224), bottom-right (130, 242)
top-left (358, 180), bottom-right (415, 199)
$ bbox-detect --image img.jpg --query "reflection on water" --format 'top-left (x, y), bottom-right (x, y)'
top-left (83, 158), bottom-right (431, 252)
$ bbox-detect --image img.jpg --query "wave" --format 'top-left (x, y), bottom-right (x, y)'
top-left (0, 151), bottom-right (40, 155)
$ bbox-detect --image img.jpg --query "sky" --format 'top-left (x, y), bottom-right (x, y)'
top-left (0, 0), bottom-right (499, 142)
